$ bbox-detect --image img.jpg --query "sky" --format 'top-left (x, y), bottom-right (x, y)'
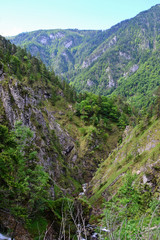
top-left (0, 0), bottom-right (160, 36)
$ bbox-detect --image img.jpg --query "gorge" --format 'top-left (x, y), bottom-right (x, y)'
top-left (0, 4), bottom-right (160, 240)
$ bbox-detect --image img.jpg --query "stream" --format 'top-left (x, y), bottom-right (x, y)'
top-left (0, 233), bottom-right (13, 240)
top-left (79, 183), bottom-right (110, 240)
top-left (0, 183), bottom-right (107, 240)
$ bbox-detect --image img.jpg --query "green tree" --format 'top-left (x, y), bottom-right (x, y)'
top-left (0, 122), bottom-right (50, 221)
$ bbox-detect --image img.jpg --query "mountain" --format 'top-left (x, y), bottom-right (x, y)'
top-left (0, 33), bottom-right (159, 239)
top-left (1, 4), bottom-right (160, 239)
top-left (0, 35), bottom-right (135, 239)
top-left (10, 4), bottom-right (160, 109)
top-left (87, 115), bottom-right (160, 238)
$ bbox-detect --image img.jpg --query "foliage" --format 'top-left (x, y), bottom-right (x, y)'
top-left (0, 122), bottom-right (50, 222)
top-left (115, 50), bottom-right (160, 111)
top-left (0, 35), bottom-right (76, 104)
top-left (100, 173), bottom-right (160, 239)
top-left (1, 7), bottom-right (160, 237)
top-left (76, 92), bottom-right (131, 129)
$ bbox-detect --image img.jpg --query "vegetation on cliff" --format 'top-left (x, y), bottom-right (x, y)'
top-left (0, 122), bottom-right (49, 221)
top-left (87, 113), bottom-right (160, 239)
top-left (0, 4), bottom-right (160, 239)
top-left (0, 34), bottom-right (136, 239)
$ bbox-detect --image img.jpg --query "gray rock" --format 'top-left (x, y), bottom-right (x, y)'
top-left (47, 111), bottom-right (75, 156)
top-left (119, 51), bottom-right (131, 60)
top-left (87, 79), bottom-right (95, 87)
top-left (72, 155), bottom-right (77, 162)
top-left (130, 64), bottom-right (139, 74)
top-left (143, 174), bottom-right (153, 184)
top-left (108, 78), bottom-right (115, 88)
top-left (64, 40), bottom-right (73, 48)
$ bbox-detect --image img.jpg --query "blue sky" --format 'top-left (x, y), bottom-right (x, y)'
top-left (0, 0), bottom-right (160, 36)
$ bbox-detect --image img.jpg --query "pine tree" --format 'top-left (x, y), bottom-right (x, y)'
top-left (0, 122), bottom-right (50, 221)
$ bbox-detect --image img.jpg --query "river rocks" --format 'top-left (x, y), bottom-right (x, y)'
top-left (79, 183), bottom-right (88, 196)
top-left (90, 232), bottom-right (99, 240)
top-left (80, 225), bottom-right (110, 240)
top-left (85, 224), bottom-right (97, 239)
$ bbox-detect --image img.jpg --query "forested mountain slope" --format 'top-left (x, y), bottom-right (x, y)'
top-left (10, 4), bottom-right (160, 109)
top-left (0, 35), bottom-right (134, 239)
top-left (1, 4), bottom-right (160, 239)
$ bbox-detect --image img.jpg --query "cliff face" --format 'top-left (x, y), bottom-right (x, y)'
top-left (0, 76), bottom-right (76, 191)
top-left (0, 75), bottom-right (124, 188)
top-left (0, 35), bottom-right (81, 238)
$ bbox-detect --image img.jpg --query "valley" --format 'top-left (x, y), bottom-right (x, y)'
top-left (0, 4), bottom-right (160, 240)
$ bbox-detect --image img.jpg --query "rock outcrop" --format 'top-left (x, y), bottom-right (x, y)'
top-left (0, 77), bottom-right (77, 195)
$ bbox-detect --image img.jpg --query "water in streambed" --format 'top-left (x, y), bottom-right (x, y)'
top-left (0, 233), bottom-right (14, 240)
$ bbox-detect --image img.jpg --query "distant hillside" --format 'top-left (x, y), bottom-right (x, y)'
top-left (10, 29), bottom-right (108, 74)
top-left (10, 4), bottom-right (160, 109)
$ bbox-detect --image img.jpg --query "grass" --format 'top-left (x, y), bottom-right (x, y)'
top-left (89, 117), bottom-right (160, 206)
top-left (27, 216), bottom-right (48, 240)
